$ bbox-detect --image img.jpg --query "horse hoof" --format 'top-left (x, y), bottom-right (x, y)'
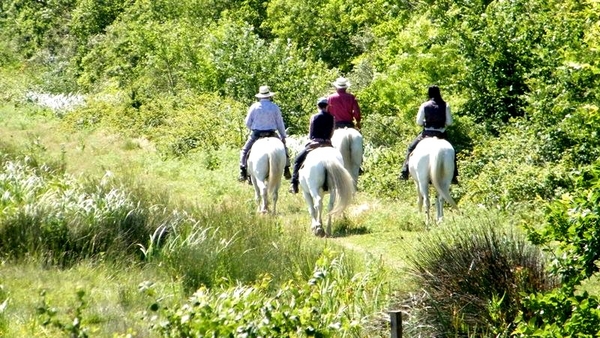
top-left (313, 226), bottom-right (326, 237)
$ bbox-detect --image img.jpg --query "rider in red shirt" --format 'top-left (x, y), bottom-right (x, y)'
top-left (327, 77), bottom-right (361, 130)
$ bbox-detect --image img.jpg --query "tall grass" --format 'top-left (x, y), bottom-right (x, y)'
top-left (402, 215), bottom-right (557, 336)
top-left (0, 153), bottom-right (162, 265)
top-left (148, 251), bottom-right (390, 337)
top-left (147, 201), bottom-right (333, 292)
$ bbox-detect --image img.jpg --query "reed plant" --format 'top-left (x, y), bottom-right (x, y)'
top-left (402, 214), bottom-right (556, 336)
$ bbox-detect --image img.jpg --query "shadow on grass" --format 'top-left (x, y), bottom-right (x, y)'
top-left (331, 216), bottom-right (371, 237)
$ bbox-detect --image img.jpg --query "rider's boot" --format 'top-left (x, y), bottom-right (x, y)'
top-left (238, 166), bottom-right (247, 182)
top-left (398, 163), bottom-right (409, 181)
top-left (289, 180), bottom-right (299, 194)
top-left (451, 176), bottom-right (459, 185)
top-left (452, 159), bottom-right (459, 184)
top-left (283, 166), bottom-right (292, 180)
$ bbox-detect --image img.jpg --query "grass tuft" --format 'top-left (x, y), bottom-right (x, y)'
top-left (402, 216), bottom-right (557, 336)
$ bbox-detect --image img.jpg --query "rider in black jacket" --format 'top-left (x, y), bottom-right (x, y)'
top-left (289, 97), bottom-right (335, 194)
top-left (399, 85), bottom-right (458, 184)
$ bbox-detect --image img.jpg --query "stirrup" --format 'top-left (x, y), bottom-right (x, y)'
top-left (238, 168), bottom-right (247, 182)
top-left (284, 167), bottom-right (292, 180)
top-left (398, 171), bottom-right (409, 181)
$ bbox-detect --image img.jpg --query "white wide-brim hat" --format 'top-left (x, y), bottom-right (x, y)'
top-left (332, 77), bottom-right (350, 89)
top-left (255, 85), bottom-right (276, 98)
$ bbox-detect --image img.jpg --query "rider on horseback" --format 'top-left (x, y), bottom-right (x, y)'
top-left (399, 85), bottom-right (459, 184)
top-left (328, 77), bottom-right (361, 130)
top-left (328, 76), bottom-right (364, 176)
top-left (239, 85), bottom-right (291, 182)
top-left (289, 97), bottom-right (335, 194)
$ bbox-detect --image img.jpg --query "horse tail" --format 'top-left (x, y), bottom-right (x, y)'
top-left (323, 158), bottom-right (355, 216)
top-left (431, 147), bottom-right (458, 209)
top-left (349, 131), bottom-right (363, 175)
top-left (334, 128), bottom-right (363, 186)
top-left (267, 140), bottom-right (285, 193)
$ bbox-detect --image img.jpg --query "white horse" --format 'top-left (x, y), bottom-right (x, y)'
top-left (408, 137), bottom-right (458, 224)
top-left (299, 147), bottom-right (355, 237)
top-left (247, 137), bottom-right (287, 214)
top-left (331, 127), bottom-right (363, 189)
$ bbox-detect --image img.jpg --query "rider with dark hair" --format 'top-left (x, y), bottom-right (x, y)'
top-left (289, 97), bottom-right (335, 194)
top-left (399, 85), bottom-right (459, 184)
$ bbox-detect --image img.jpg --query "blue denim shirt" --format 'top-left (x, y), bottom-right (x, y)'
top-left (245, 99), bottom-right (287, 138)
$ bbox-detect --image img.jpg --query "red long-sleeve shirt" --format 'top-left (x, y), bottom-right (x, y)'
top-left (327, 89), bottom-right (361, 124)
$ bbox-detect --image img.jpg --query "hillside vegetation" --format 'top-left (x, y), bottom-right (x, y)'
top-left (1, 0), bottom-right (600, 336)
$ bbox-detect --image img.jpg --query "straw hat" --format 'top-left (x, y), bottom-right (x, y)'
top-left (332, 77), bottom-right (350, 89)
top-left (255, 85), bottom-right (276, 98)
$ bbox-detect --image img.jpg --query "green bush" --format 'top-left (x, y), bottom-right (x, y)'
top-left (406, 218), bottom-right (556, 336)
top-left (459, 122), bottom-right (571, 208)
top-left (148, 251), bottom-right (389, 337)
top-left (514, 161), bottom-right (600, 336)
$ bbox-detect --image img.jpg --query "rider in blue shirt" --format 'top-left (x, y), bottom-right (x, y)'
top-left (239, 85), bottom-right (291, 182)
top-left (289, 97), bottom-right (335, 194)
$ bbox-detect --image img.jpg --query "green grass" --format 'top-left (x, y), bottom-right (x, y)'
top-left (0, 98), bottom-right (548, 336)
top-left (0, 260), bottom-right (173, 337)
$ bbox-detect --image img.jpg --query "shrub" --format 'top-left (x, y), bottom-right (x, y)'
top-left (405, 217), bottom-right (556, 336)
top-left (514, 161), bottom-right (600, 336)
top-left (147, 251), bottom-right (389, 337)
top-left (459, 122), bottom-right (571, 208)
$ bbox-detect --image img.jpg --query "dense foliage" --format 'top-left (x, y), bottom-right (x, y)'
top-left (2, 0), bottom-right (600, 335)
top-left (1, 0), bottom-right (598, 200)
top-left (147, 252), bottom-right (388, 337)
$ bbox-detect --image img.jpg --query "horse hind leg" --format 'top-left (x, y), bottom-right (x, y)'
top-left (302, 190), bottom-right (324, 236)
top-left (325, 191), bottom-right (335, 236)
top-left (313, 195), bottom-right (326, 237)
top-left (271, 186), bottom-right (279, 215)
top-left (251, 178), bottom-right (262, 213)
top-left (257, 182), bottom-right (269, 214)
top-left (416, 177), bottom-right (431, 225)
top-left (436, 193), bottom-right (444, 223)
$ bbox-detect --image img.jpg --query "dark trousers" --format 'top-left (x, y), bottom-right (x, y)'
top-left (291, 141), bottom-right (332, 183)
top-left (401, 130), bottom-right (458, 179)
top-left (335, 121), bottom-right (354, 129)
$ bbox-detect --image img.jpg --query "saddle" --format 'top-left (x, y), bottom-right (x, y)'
top-left (305, 140), bottom-right (332, 150)
top-left (334, 121), bottom-right (355, 129)
top-left (256, 130), bottom-right (277, 138)
top-left (422, 129), bottom-right (447, 139)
